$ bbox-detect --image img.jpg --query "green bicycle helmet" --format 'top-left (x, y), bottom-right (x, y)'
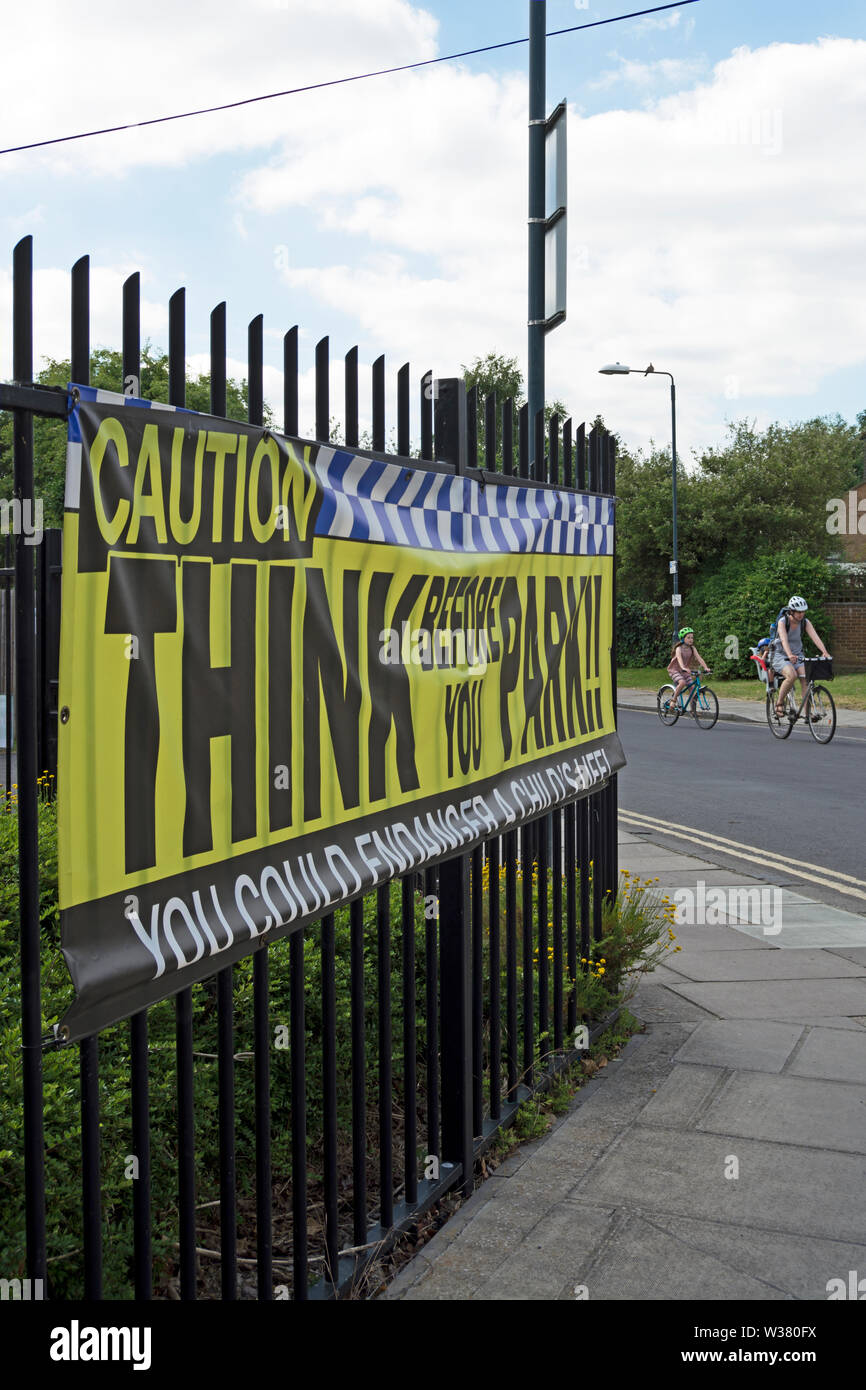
top-left (678, 627), bottom-right (694, 639)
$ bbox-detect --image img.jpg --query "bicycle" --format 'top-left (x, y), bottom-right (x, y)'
top-left (656, 670), bottom-right (719, 730)
top-left (766, 656), bottom-right (836, 744)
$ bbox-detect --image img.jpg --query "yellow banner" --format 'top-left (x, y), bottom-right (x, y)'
top-left (57, 394), bottom-right (623, 1040)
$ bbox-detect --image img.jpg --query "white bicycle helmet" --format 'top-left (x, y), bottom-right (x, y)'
top-left (787, 595), bottom-right (808, 611)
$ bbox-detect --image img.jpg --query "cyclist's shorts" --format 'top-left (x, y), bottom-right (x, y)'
top-left (771, 651), bottom-right (805, 676)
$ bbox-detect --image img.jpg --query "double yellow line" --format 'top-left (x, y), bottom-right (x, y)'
top-left (619, 809), bottom-right (866, 906)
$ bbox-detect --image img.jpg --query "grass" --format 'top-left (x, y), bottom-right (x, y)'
top-left (617, 666), bottom-right (866, 710)
top-left (486, 1009), bottom-right (643, 1159)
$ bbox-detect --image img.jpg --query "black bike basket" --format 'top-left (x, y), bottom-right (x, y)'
top-left (805, 657), bottom-right (834, 681)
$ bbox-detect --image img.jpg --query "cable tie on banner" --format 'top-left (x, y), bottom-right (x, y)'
top-left (31, 1025), bottom-right (70, 1053)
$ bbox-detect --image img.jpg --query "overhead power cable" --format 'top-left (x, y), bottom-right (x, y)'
top-left (0, 1), bottom-right (700, 157)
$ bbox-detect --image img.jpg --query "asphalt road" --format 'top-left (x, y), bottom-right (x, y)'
top-left (616, 707), bottom-right (866, 912)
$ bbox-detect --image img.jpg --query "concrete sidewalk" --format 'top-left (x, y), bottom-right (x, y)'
top-left (618, 686), bottom-right (866, 727)
top-left (383, 827), bottom-right (866, 1301)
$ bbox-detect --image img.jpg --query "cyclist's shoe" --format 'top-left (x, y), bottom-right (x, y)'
top-left (809, 712), bottom-right (822, 723)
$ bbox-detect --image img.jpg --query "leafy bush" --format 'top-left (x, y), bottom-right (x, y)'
top-left (616, 595), bottom-right (671, 668)
top-left (682, 549), bottom-right (835, 678)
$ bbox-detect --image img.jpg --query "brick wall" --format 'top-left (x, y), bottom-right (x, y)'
top-left (825, 603), bottom-right (866, 672)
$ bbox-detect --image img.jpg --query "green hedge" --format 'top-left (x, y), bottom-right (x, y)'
top-left (616, 595), bottom-right (671, 668)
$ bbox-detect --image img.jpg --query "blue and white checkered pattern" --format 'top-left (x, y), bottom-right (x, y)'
top-left (66, 386), bottom-right (614, 555)
top-left (314, 447), bottom-right (612, 556)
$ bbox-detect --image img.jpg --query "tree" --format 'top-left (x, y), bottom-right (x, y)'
top-left (461, 351), bottom-right (568, 470)
top-left (615, 445), bottom-right (702, 603)
top-left (0, 345), bottom-right (265, 529)
top-left (615, 414), bottom-right (863, 604)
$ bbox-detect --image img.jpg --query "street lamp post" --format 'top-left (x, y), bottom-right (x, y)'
top-left (599, 362), bottom-right (680, 638)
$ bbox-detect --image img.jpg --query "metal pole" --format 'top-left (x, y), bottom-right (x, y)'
top-left (13, 235), bottom-right (47, 1287)
top-left (670, 377), bottom-right (679, 639)
top-left (527, 0), bottom-right (546, 474)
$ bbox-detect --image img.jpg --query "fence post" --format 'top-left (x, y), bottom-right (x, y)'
top-left (433, 379), bottom-right (472, 1193)
top-left (433, 377), bottom-right (467, 475)
top-left (13, 234), bottom-right (47, 1287)
top-left (608, 432), bottom-right (619, 897)
top-left (36, 528), bottom-right (61, 784)
top-left (438, 855), bottom-right (473, 1196)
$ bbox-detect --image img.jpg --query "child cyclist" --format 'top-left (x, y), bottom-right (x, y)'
top-left (667, 627), bottom-right (710, 701)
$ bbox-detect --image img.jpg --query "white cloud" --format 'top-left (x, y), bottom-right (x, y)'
top-left (0, 0), bottom-right (439, 176)
top-left (0, 265), bottom-right (166, 378)
top-left (238, 35), bottom-right (866, 458)
top-left (3, 19), bottom-right (865, 464)
top-left (631, 8), bottom-right (683, 32)
top-left (590, 53), bottom-right (707, 91)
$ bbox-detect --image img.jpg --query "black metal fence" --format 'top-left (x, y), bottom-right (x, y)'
top-left (1, 234), bottom-right (618, 1301)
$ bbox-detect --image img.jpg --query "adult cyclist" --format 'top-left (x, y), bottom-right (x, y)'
top-left (772, 596), bottom-right (832, 720)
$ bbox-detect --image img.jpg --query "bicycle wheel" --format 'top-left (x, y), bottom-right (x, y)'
top-left (807, 684), bottom-right (836, 744)
top-left (766, 691), bottom-right (793, 739)
top-left (656, 684), bottom-right (680, 726)
top-left (692, 685), bottom-right (719, 730)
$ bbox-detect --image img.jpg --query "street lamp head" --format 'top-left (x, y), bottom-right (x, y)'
top-left (598, 362), bottom-right (631, 375)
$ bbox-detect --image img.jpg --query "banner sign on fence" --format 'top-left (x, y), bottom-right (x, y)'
top-left (56, 389), bottom-right (624, 1040)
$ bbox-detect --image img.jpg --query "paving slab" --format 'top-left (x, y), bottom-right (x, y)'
top-left (638, 1064), bottom-right (730, 1128)
top-left (595, 1213), bottom-right (866, 1302)
top-left (696, 1072), bottom-right (866, 1154)
top-left (671, 1019), bottom-right (804, 1073)
top-left (769, 1015), bottom-right (866, 1032)
top-left (731, 901), bottom-right (865, 926)
top-left (576, 1211), bottom-right (792, 1301)
top-left (468, 1202), bottom-right (615, 1301)
top-left (631, 870), bottom-right (769, 889)
top-left (573, 1126), bottom-right (866, 1242)
top-left (787, 1026), bottom-right (866, 1083)
top-left (627, 980), bottom-right (722, 1023)
top-left (729, 919), bottom-right (866, 949)
top-left (665, 947), bottom-right (866, 983)
top-left (827, 947), bottom-right (866, 965)
top-left (619, 854), bottom-right (721, 872)
top-left (668, 976), bottom-right (866, 1019)
top-left (639, 961), bottom-right (689, 988)
top-left (656, 923), bottom-right (775, 952)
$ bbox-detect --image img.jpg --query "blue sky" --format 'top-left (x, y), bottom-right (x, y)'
top-left (1, 0), bottom-right (865, 460)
